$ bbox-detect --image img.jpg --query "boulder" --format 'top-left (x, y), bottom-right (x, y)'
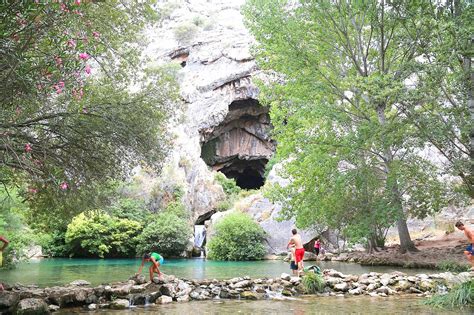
top-left (109, 299), bottom-right (130, 310)
top-left (176, 295), bottom-right (190, 302)
top-left (333, 283), bottom-right (349, 292)
top-left (129, 274), bottom-right (147, 285)
top-left (48, 304), bottom-right (60, 312)
top-left (87, 304), bottom-right (97, 311)
top-left (69, 280), bottom-right (91, 287)
top-left (156, 295), bottom-right (173, 304)
top-left (348, 288), bottom-right (363, 295)
top-left (240, 291), bottom-right (259, 300)
top-left (160, 283), bottom-right (176, 297)
top-left (0, 291), bottom-right (20, 309)
top-left (14, 298), bottom-right (50, 315)
top-left (230, 280), bottom-right (252, 289)
top-left (280, 273), bottom-right (291, 281)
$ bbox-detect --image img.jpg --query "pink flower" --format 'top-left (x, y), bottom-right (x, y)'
top-left (84, 64), bottom-right (91, 75)
top-left (55, 56), bottom-right (62, 66)
top-left (67, 39), bottom-right (76, 49)
top-left (75, 0), bottom-right (81, 5)
top-left (73, 10), bottom-right (83, 17)
top-left (93, 31), bottom-right (100, 40)
top-left (78, 52), bottom-right (89, 60)
top-left (28, 187), bottom-right (38, 194)
top-left (60, 3), bottom-right (69, 12)
top-left (25, 143), bottom-right (32, 153)
top-left (54, 81), bottom-right (65, 94)
top-left (73, 88), bottom-right (84, 100)
top-left (59, 182), bottom-right (69, 190)
top-left (82, 107), bottom-right (88, 114)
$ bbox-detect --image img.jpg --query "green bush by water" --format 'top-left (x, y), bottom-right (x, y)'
top-left (302, 272), bottom-right (325, 294)
top-left (436, 260), bottom-right (470, 273)
top-left (65, 210), bottom-right (142, 258)
top-left (207, 212), bottom-right (266, 260)
top-left (136, 202), bottom-right (192, 257)
top-left (425, 279), bottom-right (473, 309)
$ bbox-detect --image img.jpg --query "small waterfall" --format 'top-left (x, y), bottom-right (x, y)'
top-left (194, 225), bottom-right (206, 248)
top-left (144, 295), bottom-right (151, 306)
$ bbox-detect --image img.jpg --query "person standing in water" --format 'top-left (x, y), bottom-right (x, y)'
top-left (137, 252), bottom-right (164, 281)
top-left (289, 245), bottom-right (298, 276)
top-left (313, 239), bottom-right (321, 257)
top-left (455, 221), bottom-right (474, 271)
top-left (287, 229), bottom-right (305, 275)
top-left (0, 236), bottom-right (9, 291)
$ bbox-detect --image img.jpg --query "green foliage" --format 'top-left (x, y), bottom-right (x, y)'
top-left (302, 272), bottom-right (325, 294)
top-left (107, 198), bottom-right (150, 223)
top-left (39, 230), bottom-right (70, 258)
top-left (215, 172), bottom-right (241, 196)
top-left (207, 212), bottom-right (266, 261)
top-left (173, 22), bottom-right (199, 44)
top-left (436, 260), bottom-right (470, 273)
top-left (0, 0), bottom-right (177, 206)
top-left (425, 280), bottom-right (473, 309)
top-left (136, 204), bottom-right (192, 257)
top-left (65, 211), bottom-right (142, 258)
top-left (243, 0), bottom-right (467, 250)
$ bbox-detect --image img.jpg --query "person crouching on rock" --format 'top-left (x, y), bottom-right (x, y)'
top-left (137, 252), bottom-right (164, 282)
top-left (455, 221), bottom-right (474, 271)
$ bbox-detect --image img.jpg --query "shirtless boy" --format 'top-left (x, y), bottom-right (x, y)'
top-left (455, 221), bottom-right (474, 271)
top-left (287, 229), bottom-right (305, 275)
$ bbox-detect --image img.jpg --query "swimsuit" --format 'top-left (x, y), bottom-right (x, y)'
top-left (290, 261), bottom-right (298, 270)
top-left (151, 252), bottom-right (164, 265)
top-left (295, 248), bottom-right (305, 263)
top-left (467, 244), bottom-right (474, 255)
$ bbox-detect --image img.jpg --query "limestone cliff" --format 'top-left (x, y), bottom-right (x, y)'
top-left (140, 0), bottom-right (317, 255)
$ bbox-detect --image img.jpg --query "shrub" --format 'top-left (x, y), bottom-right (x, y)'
top-left (136, 210), bottom-right (192, 257)
top-left (302, 272), bottom-right (325, 293)
top-left (173, 22), bottom-right (198, 44)
top-left (207, 212), bottom-right (266, 260)
top-left (39, 230), bottom-right (71, 257)
top-left (215, 172), bottom-right (241, 195)
top-left (65, 211), bottom-right (142, 258)
top-left (425, 279), bottom-right (473, 308)
top-left (436, 260), bottom-right (470, 273)
top-left (107, 198), bottom-right (150, 222)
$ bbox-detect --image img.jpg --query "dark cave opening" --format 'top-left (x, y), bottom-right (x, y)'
top-left (221, 167), bottom-right (265, 190)
top-left (199, 97), bottom-right (275, 190)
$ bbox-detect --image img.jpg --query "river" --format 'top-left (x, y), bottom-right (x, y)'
top-left (0, 258), bottom-right (437, 287)
top-left (56, 296), bottom-right (471, 314)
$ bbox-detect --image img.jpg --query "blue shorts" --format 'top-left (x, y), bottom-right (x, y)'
top-left (159, 257), bottom-right (164, 265)
top-left (290, 261), bottom-right (298, 270)
top-left (467, 244), bottom-right (474, 255)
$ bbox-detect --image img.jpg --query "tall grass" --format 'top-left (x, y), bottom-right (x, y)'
top-left (436, 260), bottom-right (470, 273)
top-left (425, 279), bottom-right (473, 309)
top-left (302, 272), bottom-right (325, 294)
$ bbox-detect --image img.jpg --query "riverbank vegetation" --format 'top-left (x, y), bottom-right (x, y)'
top-left (207, 212), bottom-right (266, 260)
top-left (425, 279), bottom-right (474, 309)
top-left (0, 0), bottom-right (183, 265)
top-left (244, 0), bottom-right (472, 253)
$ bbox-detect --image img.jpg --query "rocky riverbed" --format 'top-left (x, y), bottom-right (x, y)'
top-left (0, 269), bottom-right (472, 314)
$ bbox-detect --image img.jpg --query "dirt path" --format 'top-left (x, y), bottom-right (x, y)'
top-left (330, 233), bottom-right (471, 270)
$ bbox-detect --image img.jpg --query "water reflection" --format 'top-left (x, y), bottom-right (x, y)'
top-left (0, 258), bottom-right (437, 287)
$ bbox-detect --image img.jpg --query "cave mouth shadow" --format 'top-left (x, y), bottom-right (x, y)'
top-left (221, 167), bottom-right (265, 190)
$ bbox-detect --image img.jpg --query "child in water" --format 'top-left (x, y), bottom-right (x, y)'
top-left (289, 245), bottom-right (298, 276)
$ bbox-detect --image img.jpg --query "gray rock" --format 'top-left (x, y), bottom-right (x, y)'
top-left (156, 295), bottom-right (173, 304)
top-left (15, 298), bottom-right (50, 315)
top-left (348, 288), bottom-right (363, 295)
top-left (280, 273), bottom-right (291, 281)
top-left (160, 283), bottom-right (176, 297)
top-left (334, 282), bottom-right (349, 292)
top-left (240, 291), bottom-right (259, 300)
top-left (230, 280), bottom-right (251, 289)
top-left (87, 303), bottom-right (97, 311)
top-left (69, 280), bottom-right (90, 287)
top-left (176, 295), bottom-right (190, 302)
top-left (109, 299), bottom-right (130, 310)
top-left (48, 304), bottom-right (60, 312)
top-left (0, 291), bottom-right (20, 308)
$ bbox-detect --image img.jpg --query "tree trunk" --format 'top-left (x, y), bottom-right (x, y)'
top-left (396, 217), bottom-right (417, 253)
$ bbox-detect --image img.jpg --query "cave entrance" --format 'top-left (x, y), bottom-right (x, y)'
top-left (200, 98), bottom-right (275, 190)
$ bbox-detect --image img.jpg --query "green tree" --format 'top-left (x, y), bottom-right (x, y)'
top-left (207, 212), bottom-right (266, 260)
top-left (244, 0), bottom-right (461, 252)
top-left (136, 202), bottom-right (192, 257)
top-left (0, 1), bottom-right (177, 202)
top-left (65, 210), bottom-right (142, 258)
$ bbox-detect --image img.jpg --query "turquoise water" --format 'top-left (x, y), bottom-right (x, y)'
top-left (0, 258), bottom-right (436, 287)
top-left (58, 296), bottom-right (472, 314)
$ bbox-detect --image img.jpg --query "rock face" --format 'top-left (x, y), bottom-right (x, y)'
top-left (136, 0), bottom-right (312, 254)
